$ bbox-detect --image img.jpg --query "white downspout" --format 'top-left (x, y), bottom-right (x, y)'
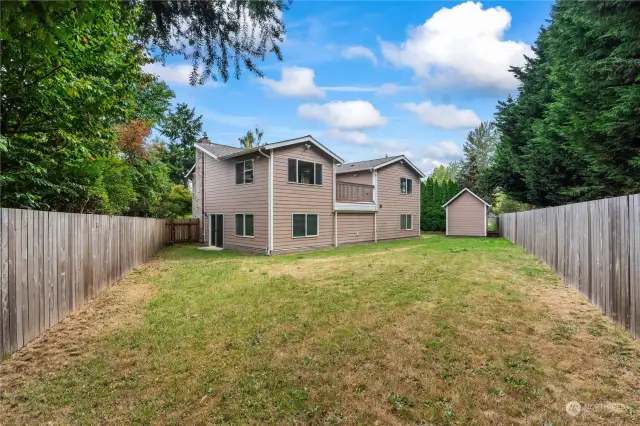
top-left (372, 168), bottom-right (378, 242)
top-left (259, 148), bottom-right (273, 254)
top-left (333, 159), bottom-right (338, 247)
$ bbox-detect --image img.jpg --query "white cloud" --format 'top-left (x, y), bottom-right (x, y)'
top-left (379, 1), bottom-right (532, 92)
top-left (377, 83), bottom-right (400, 96)
top-left (401, 101), bottom-right (481, 130)
top-left (416, 157), bottom-right (445, 175)
top-left (342, 45), bottom-right (378, 64)
top-left (422, 141), bottom-right (463, 159)
top-left (142, 63), bottom-right (205, 86)
top-left (322, 86), bottom-right (378, 93)
top-left (298, 101), bottom-right (388, 130)
top-left (260, 66), bottom-right (325, 98)
top-left (325, 129), bottom-right (373, 146)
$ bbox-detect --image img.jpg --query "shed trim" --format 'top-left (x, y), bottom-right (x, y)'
top-left (442, 188), bottom-right (490, 208)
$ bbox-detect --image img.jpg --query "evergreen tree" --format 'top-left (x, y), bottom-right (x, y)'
top-left (420, 176), bottom-right (460, 232)
top-left (458, 122), bottom-right (499, 202)
top-left (489, 0), bottom-right (640, 206)
top-left (158, 103), bottom-right (204, 186)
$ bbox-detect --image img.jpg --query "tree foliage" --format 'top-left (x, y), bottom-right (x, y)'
top-left (161, 184), bottom-right (193, 219)
top-left (420, 177), bottom-right (460, 232)
top-left (0, 0), bottom-right (289, 218)
top-left (0, 1), bottom-right (146, 211)
top-left (238, 126), bottom-right (264, 148)
top-left (458, 122), bottom-right (498, 203)
top-left (430, 163), bottom-right (460, 184)
top-left (158, 103), bottom-right (203, 186)
top-left (138, 0), bottom-right (287, 83)
top-left (488, 0), bottom-right (640, 207)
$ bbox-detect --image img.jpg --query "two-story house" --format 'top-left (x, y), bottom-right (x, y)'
top-left (189, 134), bottom-right (424, 255)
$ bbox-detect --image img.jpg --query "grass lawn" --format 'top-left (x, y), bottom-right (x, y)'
top-left (1, 236), bottom-right (638, 425)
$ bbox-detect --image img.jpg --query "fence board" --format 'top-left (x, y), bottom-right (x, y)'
top-left (1, 210), bottom-right (171, 359)
top-left (1, 209), bottom-right (8, 356)
top-left (630, 194), bottom-right (640, 338)
top-left (500, 194), bottom-right (639, 339)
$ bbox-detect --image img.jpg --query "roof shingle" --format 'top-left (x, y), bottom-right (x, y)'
top-left (195, 142), bottom-right (244, 158)
top-left (336, 155), bottom-right (403, 173)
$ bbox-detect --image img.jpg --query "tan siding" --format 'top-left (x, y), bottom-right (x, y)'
top-left (336, 171), bottom-right (373, 185)
top-left (376, 162), bottom-right (421, 241)
top-left (338, 213), bottom-right (374, 244)
top-left (447, 191), bottom-right (486, 236)
top-left (202, 150), bottom-right (268, 252)
top-left (272, 144), bottom-right (335, 252)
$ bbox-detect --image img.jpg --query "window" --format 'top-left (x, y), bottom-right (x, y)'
top-left (288, 158), bottom-right (323, 185)
top-left (400, 178), bottom-right (413, 194)
top-left (235, 214), bottom-right (254, 237)
top-left (401, 214), bottom-right (413, 230)
top-left (235, 160), bottom-right (254, 184)
top-left (292, 214), bottom-right (319, 237)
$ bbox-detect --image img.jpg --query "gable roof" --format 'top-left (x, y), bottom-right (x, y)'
top-left (195, 141), bottom-right (244, 159)
top-left (442, 188), bottom-right (491, 208)
top-left (337, 155), bottom-right (425, 177)
top-left (219, 135), bottom-right (344, 163)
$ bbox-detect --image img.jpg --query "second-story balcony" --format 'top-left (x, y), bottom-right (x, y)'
top-left (335, 181), bottom-right (377, 212)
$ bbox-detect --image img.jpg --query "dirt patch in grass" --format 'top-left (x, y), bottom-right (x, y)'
top-left (259, 246), bottom-right (417, 280)
top-left (0, 261), bottom-right (160, 394)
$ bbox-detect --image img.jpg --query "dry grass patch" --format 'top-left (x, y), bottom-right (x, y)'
top-left (1, 238), bottom-right (638, 425)
top-left (0, 260), bottom-right (160, 395)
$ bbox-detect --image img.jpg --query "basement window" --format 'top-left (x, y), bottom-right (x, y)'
top-left (400, 214), bottom-right (413, 230)
top-left (292, 214), bottom-right (319, 238)
top-left (235, 214), bottom-right (254, 237)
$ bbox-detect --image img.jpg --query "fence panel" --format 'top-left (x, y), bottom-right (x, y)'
top-left (0, 209), bottom-right (168, 358)
top-left (630, 194), bottom-right (640, 338)
top-left (500, 194), bottom-right (639, 338)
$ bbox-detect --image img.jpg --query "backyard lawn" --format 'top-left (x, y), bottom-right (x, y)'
top-left (1, 236), bottom-right (638, 425)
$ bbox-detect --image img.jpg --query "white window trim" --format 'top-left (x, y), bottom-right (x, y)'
top-left (234, 213), bottom-right (255, 238)
top-left (235, 159), bottom-right (255, 185)
top-left (400, 214), bottom-right (413, 231)
top-left (287, 158), bottom-right (324, 186)
top-left (400, 177), bottom-right (413, 195)
top-left (291, 213), bottom-right (320, 238)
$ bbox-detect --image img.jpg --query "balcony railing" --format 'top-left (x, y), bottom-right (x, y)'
top-left (336, 181), bottom-right (374, 203)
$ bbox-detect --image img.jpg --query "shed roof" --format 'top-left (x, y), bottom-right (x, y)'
top-left (442, 188), bottom-right (491, 208)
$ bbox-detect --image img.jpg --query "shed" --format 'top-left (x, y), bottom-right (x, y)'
top-left (442, 188), bottom-right (490, 236)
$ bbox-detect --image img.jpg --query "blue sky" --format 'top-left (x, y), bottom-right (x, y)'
top-left (145, 1), bottom-right (553, 174)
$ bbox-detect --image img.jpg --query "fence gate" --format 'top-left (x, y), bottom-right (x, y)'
top-left (165, 219), bottom-right (200, 244)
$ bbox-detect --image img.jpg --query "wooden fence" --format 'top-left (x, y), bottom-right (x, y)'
top-left (500, 194), bottom-right (640, 338)
top-left (0, 209), bottom-right (169, 358)
top-left (165, 219), bottom-right (199, 243)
